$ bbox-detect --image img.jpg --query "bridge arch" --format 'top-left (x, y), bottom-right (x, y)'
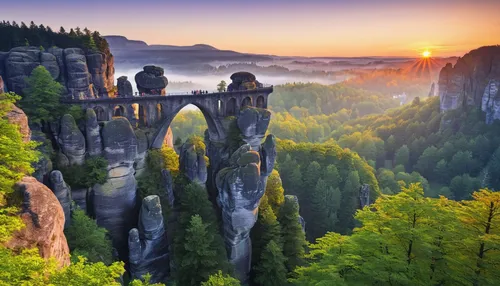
top-left (151, 102), bottom-right (222, 149)
top-left (93, 106), bottom-right (107, 121)
top-left (241, 96), bottom-right (252, 108)
top-left (113, 105), bottom-right (126, 117)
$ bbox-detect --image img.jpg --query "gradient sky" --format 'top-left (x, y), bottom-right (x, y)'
top-left (2, 0), bottom-right (499, 57)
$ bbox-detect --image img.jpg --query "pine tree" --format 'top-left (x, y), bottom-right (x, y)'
top-left (394, 145), bottom-right (410, 171)
top-left (336, 171), bottom-right (360, 234)
top-left (278, 196), bottom-right (307, 272)
top-left (264, 169), bottom-right (285, 216)
top-left (176, 215), bottom-right (221, 286)
top-left (202, 271), bottom-right (240, 286)
top-left (306, 179), bottom-right (332, 240)
top-left (20, 65), bottom-right (64, 123)
top-left (251, 196), bottom-right (282, 277)
top-left (254, 240), bottom-right (287, 286)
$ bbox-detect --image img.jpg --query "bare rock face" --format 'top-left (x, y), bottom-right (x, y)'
top-left (359, 184), bottom-right (371, 208)
top-left (237, 107), bottom-right (271, 150)
top-left (86, 51), bottom-right (114, 97)
top-left (58, 114), bottom-right (86, 165)
top-left (0, 75), bottom-right (4, 93)
top-left (135, 65), bottom-right (168, 95)
top-left (481, 80), bottom-right (500, 124)
top-left (41, 52), bottom-right (60, 80)
top-left (93, 117), bottom-right (138, 258)
top-left (227, 72), bottom-right (263, 91)
top-left (49, 171), bottom-right (72, 229)
top-left (260, 134), bottom-right (277, 177)
top-left (216, 144), bottom-right (267, 282)
top-left (134, 130), bottom-right (149, 177)
top-left (428, 82), bottom-right (436, 97)
top-left (117, 76), bottom-right (133, 97)
top-left (85, 108), bottom-right (103, 157)
top-left (128, 195), bottom-right (169, 283)
top-left (439, 46), bottom-right (500, 116)
top-left (6, 176), bottom-right (70, 267)
top-left (7, 104), bottom-right (31, 143)
top-left (161, 169), bottom-right (175, 208)
top-left (65, 48), bottom-right (93, 99)
top-left (4, 47), bottom-right (41, 94)
top-left (179, 142), bottom-right (207, 184)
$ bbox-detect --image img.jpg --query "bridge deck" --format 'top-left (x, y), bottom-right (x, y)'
top-left (61, 87), bottom-right (273, 104)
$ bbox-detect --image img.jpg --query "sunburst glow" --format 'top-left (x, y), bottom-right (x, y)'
top-left (422, 50), bottom-right (431, 58)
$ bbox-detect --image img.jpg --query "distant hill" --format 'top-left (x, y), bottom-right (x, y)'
top-left (103, 35), bottom-right (218, 51)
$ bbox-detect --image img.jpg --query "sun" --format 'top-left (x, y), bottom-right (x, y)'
top-left (422, 50), bottom-right (431, 58)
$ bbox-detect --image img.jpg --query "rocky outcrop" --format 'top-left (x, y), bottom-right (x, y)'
top-left (481, 80), bottom-right (500, 124)
top-left (135, 65), bottom-right (168, 95)
top-left (0, 46), bottom-right (114, 98)
top-left (161, 169), bottom-right (175, 208)
top-left (359, 184), bottom-right (370, 208)
top-left (93, 117), bottom-right (138, 258)
top-left (117, 76), bottom-right (133, 97)
top-left (7, 104), bottom-right (31, 143)
top-left (49, 171), bottom-right (72, 229)
top-left (58, 114), bottom-right (86, 165)
top-left (439, 46), bottom-right (500, 119)
top-left (6, 176), bottom-right (70, 267)
top-left (216, 144), bottom-right (268, 282)
top-left (85, 108), bottom-right (103, 157)
top-left (179, 142), bottom-right (207, 184)
top-left (228, 72), bottom-right (263, 91)
top-left (237, 107), bottom-right (271, 150)
top-left (128, 195), bottom-right (169, 283)
top-left (428, 82), bottom-right (435, 97)
top-left (134, 129), bottom-right (149, 177)
top-left (164, 126), bottom-right (174, 148)
top-left (260, 135), bottom-right (277, 176)
top-left (0, 75), bottom-right (5, 93)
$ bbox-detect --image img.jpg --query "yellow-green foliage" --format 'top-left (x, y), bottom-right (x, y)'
top-left (0, 248), bottom-right (125, 286)
top-left (201, 271), bottom-right (240, 286)
top-left (264, 170), bottom-right (285, 216)
top-left (0, 92), bottom-right (39, 200)
top-left (170, 110), bottom-right (207, 142)
top-left (0, 206), bottom-right (24, 244)
top-left (292, 184), bottom-right (500, 285)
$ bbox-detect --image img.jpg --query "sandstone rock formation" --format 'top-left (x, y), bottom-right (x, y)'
top-left (58, 114), bottom-right (86, 165)
top-left (85, 108), bottom-right (103, 157)
top-left (0, 75), bottom-right (5, 93)
top-left (128, 195), bottom-right (169, 283)
top-left (134, 129), bottom-right (149, 177)
top-left (117, 76), bottom-right (133, 97)
top-left (161, 169), bottom-right (175, 208)
top-left (359, 184), bottom-right (371, 208)
top-left (438, 46), bottom-right (500, 119)
top-left (228, 72), bottom-right (263, 91)
top-left (6, 176), bottom-right (70, 267)
top-left (481, 79), bottom-right (500, 124)
top-left (164, 126), bottom-right (174, 148)
top-left (135, 65), bottom-right (168, 95)
top-left (49, 171), bottom-right (72, 229)
top-left (179, 142), bottom-right (208, 184)
top-left (0, 46), bottom-right (114, 98)
top-left (93, 117), bottom-right (138, 258)
top-left (7, 104), bottom-right (31, 143)
top-left (237, 107), bottom-right (271, 150)
top-left (216, 144), bottom-right (268, 282)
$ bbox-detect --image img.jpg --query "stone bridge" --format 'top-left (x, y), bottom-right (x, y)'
top-left (62, 86), bottom-right (273, 149)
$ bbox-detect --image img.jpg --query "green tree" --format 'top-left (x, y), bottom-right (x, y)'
top-left (176, 215), bottom-right (227, 286)
top-left (20, 65), bottom-right (64, 123)
top-left (394, 145), bottom-right (410, 171)
top-left (202, 271), bottom-right (240, 286)
top-left (306, 179), bottom-right (333, 240)
top-left (336, 171), bottom-right (360, 234)
top-left (64, 208), bottom-right (114, 265)
top-left (264, 170), bottom-right (285, 215)
top-left (60, 156), bottom-right (108, 189)
top-left (253, 240), bottom-right (287, 286)
top-left (217, 80), bottom-right (227, 92)
top-left (0, 92), bottom-right (38, 199)
top-left (277, 196), bottom-right (307, 272)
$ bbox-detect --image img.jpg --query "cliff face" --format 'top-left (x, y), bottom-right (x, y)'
top-left (439, 46), bottom-right (500, 123)
top-left (0, 46), bottom-right (114, 98)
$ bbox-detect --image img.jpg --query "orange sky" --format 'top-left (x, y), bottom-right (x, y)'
top-left (4, 0), bottom-right (500, 57)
